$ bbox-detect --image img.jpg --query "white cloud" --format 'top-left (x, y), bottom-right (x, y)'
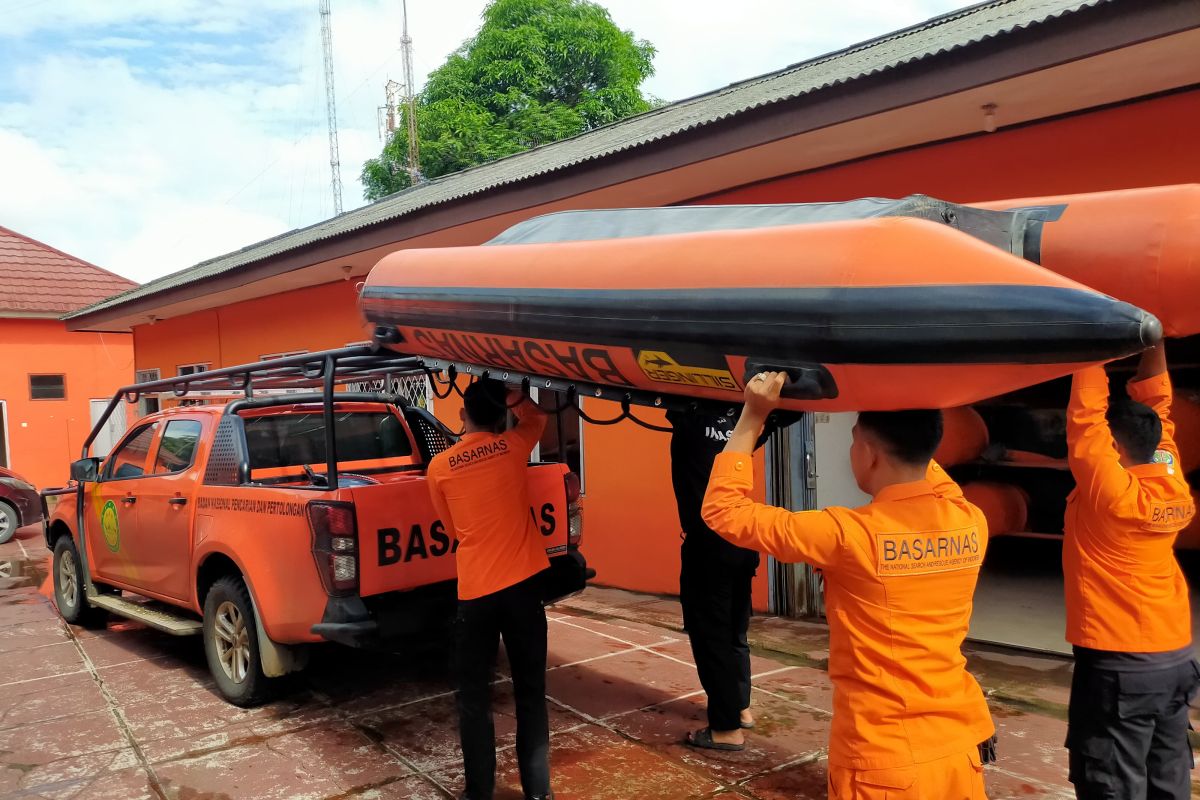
top-left (0, 0), bottom-right (973, 285)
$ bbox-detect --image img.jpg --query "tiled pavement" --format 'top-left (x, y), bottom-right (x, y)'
top-left (1, 528), bottom-right (1195, 799)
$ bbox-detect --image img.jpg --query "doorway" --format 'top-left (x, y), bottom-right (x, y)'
top-left (89, 399), bottom-right (128, 457)
top-left (0, 400), bottom-right (9, 468)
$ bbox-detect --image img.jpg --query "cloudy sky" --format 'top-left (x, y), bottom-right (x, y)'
top-left (0, 0), bottom-right (974, 283)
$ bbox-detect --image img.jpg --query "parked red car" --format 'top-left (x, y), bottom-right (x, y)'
top-left (0, 466), bottom-right (42, 545)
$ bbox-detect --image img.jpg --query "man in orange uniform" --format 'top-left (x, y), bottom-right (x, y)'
top-left (427, 379), bottom-right (553, 800)
top-left (1063, 344), bottom-right (1198, 799)
top-left (702, 372), bottom-right (996, 797)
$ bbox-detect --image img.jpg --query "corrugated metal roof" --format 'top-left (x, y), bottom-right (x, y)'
top-left (69, 0), bottom-right (1105, 319)
top-left (0, 226), bottom-right (137, 315)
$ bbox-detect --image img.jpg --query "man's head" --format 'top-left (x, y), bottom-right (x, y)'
top-left (850, 410), bottom-right (943, 496)
top-left (1107, 397), bottom-right (1161, 466)
top-left (460, 378), bottom-right (508, 433)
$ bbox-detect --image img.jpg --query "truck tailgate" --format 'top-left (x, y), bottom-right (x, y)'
top-left (351, 465), bottom-right (569, 597)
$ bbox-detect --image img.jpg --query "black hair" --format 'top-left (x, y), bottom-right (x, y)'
top-left (857, 410), bottom-right (943, 466)
top-left (1106, 398), bottom-right (1161, 465)
top-left (462, 378), bottom-right (508, 430)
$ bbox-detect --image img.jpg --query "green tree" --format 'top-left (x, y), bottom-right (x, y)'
top-left (361, 0), bottom-right (656, 200)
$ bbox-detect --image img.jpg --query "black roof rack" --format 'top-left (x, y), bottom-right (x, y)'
top-left (86, 346), bottom-right (428, 489)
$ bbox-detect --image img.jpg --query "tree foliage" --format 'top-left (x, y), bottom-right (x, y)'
top-left (361, 0), bottom-right (656, 200)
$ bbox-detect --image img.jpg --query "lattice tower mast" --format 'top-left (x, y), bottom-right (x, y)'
top-left (319, 0), bottom-right (344, 214)
top-left (400, 0), bottom-right (421, 183)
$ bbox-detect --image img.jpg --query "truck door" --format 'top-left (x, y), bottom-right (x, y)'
top-left (88, 421), bottom-right (160, 586)
top-left (132, 418), bottom-right (205, 601)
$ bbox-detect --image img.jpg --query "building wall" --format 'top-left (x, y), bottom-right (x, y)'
top-left (691, 89), bottom-right (1200, 207)
top-left (126, 88), bottom-right (1199, 612)
top-left (0, 318), bottom-right (133, 489)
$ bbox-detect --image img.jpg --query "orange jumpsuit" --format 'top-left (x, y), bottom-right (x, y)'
top-left (703, 453), bottom-right (994, 799)
top-left (427, 404), bottom-right (548, 600)
top-left (1064, 366), bottom-right (1195, 651)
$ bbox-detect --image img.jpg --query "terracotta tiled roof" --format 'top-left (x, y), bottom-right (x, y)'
top-left (0, 226), bottom-right (137, 315)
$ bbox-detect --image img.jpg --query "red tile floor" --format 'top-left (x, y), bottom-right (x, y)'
top-left (0, 527), bottom-right (1190, 799)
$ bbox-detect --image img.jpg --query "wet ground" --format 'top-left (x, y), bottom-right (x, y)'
top-left (1, 528), bottom-right (1195, 799)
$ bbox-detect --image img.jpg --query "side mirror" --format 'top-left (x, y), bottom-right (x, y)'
top-left (70, 457), bottom-right (101, 483)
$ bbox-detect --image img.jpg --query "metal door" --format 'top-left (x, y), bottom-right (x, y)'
top-left (764, 413), bottom-right (823, 617)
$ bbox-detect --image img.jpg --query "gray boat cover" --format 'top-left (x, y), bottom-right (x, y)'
top-left (486, 195), bottom-right (1053, 263)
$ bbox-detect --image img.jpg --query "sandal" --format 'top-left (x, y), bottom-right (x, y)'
top-left (740, 720), bottom-right (755, 730)
top-left (685, 727), bottom-right (745, 752)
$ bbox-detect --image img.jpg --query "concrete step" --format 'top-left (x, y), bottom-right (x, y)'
top-left (89, 592), bottom-right (203, 636)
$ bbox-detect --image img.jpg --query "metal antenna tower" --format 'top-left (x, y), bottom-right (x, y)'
top-left (319, 0), bottom-right (344, 214)
top-left (399, 0), bottom-right (421, 183)
top-left (379, 79), bottom-right (402, 142)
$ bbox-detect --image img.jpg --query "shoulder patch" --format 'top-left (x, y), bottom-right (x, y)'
top-left (1146, 498), bottom-right (1196, 532)
top-left (875, 526), bottom-right (982, 577)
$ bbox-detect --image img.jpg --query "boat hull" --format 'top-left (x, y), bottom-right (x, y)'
top-left (361, 216), bottom-right (1159, 411)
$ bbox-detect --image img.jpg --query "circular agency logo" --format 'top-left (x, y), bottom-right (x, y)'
top-left (100, 500), bottom-right (121, 552)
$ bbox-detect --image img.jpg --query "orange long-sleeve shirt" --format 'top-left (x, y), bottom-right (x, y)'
top-left (427, 401), bottom-right (549, 600)
top-left (1064, 366), bottom-right (1195, 652)
top-left (702, 453), bottom-right (994, 770)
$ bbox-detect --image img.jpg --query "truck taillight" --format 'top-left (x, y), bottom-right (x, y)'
top-left (308, 501), bottom-right (358, 596)
top-left (565, 472), bottom-right (583, 547)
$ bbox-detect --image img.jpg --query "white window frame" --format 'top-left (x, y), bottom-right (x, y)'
top-left (176, 363), bottom-right (210, 376)
top-left (528, 388), bottom-right (586, 494)
top-left (260, 350), bottom-right (308, 360)
top-left (135, 369), bottom-right (162, 418)
top-left (0, 400), bottom-right (10, 469)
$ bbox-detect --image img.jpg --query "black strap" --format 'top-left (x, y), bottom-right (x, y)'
top-left (978, 735), bottom-right (998, 765)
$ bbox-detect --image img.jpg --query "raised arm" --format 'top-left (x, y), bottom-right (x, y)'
top-left (702, 451), bottom-right (845, 567)
top-left (702, 370), bottom-right (845, 567)
top-left (507, 388), bottom-right (548, 453)
top-left (1127, 344), bottom-right (1178, 461)
top-left (1067, 366), bottom-right (1131, 505)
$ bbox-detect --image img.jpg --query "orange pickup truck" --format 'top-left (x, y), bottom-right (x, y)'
top-left (43, 349), bottom-right (586, 705)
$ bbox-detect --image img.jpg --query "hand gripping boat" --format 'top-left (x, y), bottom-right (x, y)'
top-left (360, 204), bottom-right (1160, 412)
top-left (974, 184), bottom-right (1200, 338)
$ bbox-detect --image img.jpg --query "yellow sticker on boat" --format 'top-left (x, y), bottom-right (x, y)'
top-left (637, 351), bottom-right (738, 391)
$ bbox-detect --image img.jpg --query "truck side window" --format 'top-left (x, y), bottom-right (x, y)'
top-left (103, 422), bottom-right (160, 481)
top-left (152, 420), bottom-right (203, 475)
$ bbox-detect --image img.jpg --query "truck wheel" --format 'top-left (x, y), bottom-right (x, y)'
top-left (203, 575), bottom-right (275, 707)
top-left (52, 536), bottom-right (107, 628)
top-left (0, 500), bottom-right (17, 545)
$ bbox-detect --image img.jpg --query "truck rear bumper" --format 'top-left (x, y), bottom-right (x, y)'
top-left (311, 580), bottom-right (458, 648)
top-left (312, 550), bottom-right (593, 648)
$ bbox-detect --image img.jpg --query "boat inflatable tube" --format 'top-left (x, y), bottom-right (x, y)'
top-left (974, 184), bottom-right (1200, 338)
top-left (361, 215), bottom-right (1160, 412)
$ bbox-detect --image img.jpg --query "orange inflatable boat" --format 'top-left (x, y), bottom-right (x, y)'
top-left (361, 210), bottom-right (1159, 412)
top-left (975, 184), bottom-right (1200, 338)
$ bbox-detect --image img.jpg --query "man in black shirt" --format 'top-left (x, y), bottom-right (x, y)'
top-left (668, 405), bottom-right (763, 751)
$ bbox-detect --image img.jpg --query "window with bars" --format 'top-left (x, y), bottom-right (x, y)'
top-left (177, 363), bottom-right (209, 376)
top-left (135, 369), bottom-right (161, 417)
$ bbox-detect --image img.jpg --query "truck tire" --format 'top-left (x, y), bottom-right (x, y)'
top-left (0, 500), bottom-right (17, 544)
top-left (203, 575), bottom-right (275, 707)
top-left (52, 536), bottom-right (108, 628)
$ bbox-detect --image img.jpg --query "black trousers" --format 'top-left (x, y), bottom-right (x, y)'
top-left (1067, 657), bottom-right (1199, 800)
top-left (455, 574), bottom-right (550, 800)
top-left (679, 538), bottom-right (755, 732)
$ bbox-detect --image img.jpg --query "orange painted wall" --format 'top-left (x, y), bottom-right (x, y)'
top-left (692, 89), bottom-right (1200, 207)
top-left (0, 319), bottom-right (133, 489)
